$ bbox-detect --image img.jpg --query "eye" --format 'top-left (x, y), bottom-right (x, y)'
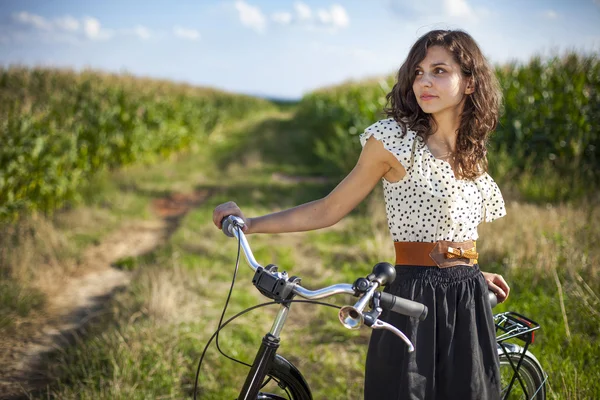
top-left (435, 68), bottom-right (446, 74)
top-left (415, 69), bottom-right (423, 76)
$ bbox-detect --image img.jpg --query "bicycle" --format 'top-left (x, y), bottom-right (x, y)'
top-left (194, 215), bottom-right (547, 400)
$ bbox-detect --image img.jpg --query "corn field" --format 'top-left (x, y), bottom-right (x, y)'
top-left (0, 67), bottom-right (275, 221)
top-left (296, 52), bottom-right (600, 201)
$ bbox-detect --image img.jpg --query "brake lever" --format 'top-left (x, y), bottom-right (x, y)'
top-left (371, 319), bottom-right (415, 352)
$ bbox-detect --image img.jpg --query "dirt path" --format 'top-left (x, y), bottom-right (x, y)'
top-left (0, 190), bottom-right (211, 399)
top-left (0, 165), bottom-right (324, 398)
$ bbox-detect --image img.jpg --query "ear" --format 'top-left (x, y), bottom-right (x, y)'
top-left (464, 78), bottom-right (475, 95)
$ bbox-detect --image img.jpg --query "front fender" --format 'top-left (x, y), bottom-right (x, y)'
top-left (269, 354), bottom-right (312, 397)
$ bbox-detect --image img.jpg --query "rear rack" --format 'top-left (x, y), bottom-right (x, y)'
top-left (495, 311), bottom-right (541, 345)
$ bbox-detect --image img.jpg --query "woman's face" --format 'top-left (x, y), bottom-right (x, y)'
top-left (412, 45), bottom-right (473, 117)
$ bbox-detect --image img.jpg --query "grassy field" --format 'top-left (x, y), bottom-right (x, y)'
top-left (2, 108), bottom-right (600, 399)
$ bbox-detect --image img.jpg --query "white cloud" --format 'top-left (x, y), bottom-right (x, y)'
top-left (233, 3), bottom-right (350, 33)
top-left (83, 17), bottom-right (113, 40)
top-left (272, 12), bottom-right (292, 25)
top-left (314, 5), bottom-right (350, 29)
top-left (54, 16), bottom-right (79, 32)
top-left (388, 0), bottom-right (483, 23)
top-left (11, 11), bottom-right (110, 40)
top-left (278, 3), bottom-right (350, 31)
top-left (329, 4), bottom-right (350, 28)
top-left (13, 11), bottom-right (53, 30)
top-left (543, 10), bottom-right (558, 20)
top-left (173, 26), bottom-right (201, 40)
top-left (9, 11), bottom-right (160, 42)
top-left (234, 0), bottom-right (267, 33)
top-left (316, 9), bottom-right (332, 24)
top-left (132, 25), bottom-right (151, 40)
top-left (294, 2), bottom-right (312, 21)
top-left (443, 0), bottom-right (475, 19)
top-left (83, 17), bottom-right (99, 38)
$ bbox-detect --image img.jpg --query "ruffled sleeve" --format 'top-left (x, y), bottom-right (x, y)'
top-left (359, 118), bottom-right (415, 172)
top-left (474, 173), bottom-right (507, 222)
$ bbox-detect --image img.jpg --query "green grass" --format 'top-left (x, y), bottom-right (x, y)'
top-left (0, 280), bottom-right (45, 331)
top-left (488, 266), bottom-right (600, 398)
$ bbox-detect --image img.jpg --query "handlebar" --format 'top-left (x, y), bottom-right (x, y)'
top-left (221, 215), bottom-right (428, 351)
top-left (222, 215), bottom-right (356, 299)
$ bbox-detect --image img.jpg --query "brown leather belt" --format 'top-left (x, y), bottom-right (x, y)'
top-left (394, 240), bottom-right (478, 268)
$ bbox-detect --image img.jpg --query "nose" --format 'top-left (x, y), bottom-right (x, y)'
top-left (417, 72), bottom-right (433, 87)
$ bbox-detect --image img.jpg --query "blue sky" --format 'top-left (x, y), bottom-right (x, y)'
top-left (1, 0), bottom-right (599, 99)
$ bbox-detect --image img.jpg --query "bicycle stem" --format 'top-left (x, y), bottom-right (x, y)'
top-left (269, 304), bottom-right (290, 338)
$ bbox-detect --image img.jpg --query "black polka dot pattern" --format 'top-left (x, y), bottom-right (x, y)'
top-left (359, 118), bottom-right (507, 242)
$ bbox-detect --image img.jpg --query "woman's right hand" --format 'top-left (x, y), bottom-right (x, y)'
top-left (213, 201), bottom-right (251, 233)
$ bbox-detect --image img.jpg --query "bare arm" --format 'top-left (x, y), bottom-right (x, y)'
top-left (212, 137), bottom-right (404, 234)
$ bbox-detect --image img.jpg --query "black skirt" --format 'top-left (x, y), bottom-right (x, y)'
top-left (364, 265), bottom-right (501, 400)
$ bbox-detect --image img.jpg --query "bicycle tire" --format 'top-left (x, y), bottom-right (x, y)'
top-left (498, 344), bottom-right (546, 400)
top-left (256, 355), bottom-right (312, 400)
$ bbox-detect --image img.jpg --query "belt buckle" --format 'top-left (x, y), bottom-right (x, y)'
top-left (429, 241), bottom-right (477, 268)
top-left (447, 246), bottom-right (464, 257)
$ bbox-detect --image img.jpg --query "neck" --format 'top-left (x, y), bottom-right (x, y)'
top-left (429, 105), bottom-right (464, 151)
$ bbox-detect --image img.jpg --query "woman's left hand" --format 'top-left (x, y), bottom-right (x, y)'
top-left (482, 272), bottom-right (510, 303)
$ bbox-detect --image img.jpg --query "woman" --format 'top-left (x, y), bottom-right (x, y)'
top-left (213, 29), bottom-right (510, 400)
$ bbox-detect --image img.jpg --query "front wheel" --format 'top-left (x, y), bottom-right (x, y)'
top-left (498, 344), bottom-right (546, 400)
top-left (256, 355), bottom-right (312, 400)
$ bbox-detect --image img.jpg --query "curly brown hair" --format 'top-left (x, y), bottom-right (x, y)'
top-left (385, 30), bottom-right (502, 180)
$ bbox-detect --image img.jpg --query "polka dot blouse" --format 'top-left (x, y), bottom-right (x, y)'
top-left (360, 118), bottom-right (506, 243)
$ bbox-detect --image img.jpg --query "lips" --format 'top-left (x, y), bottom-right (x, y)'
top-left (420, 94), bottom-right (438, 100)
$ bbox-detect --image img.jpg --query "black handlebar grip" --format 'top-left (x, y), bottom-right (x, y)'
top-left (379, 292), bottom-right (428, 321)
